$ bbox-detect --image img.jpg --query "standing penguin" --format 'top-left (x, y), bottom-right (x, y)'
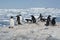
top-left (16, 15), bottom-right (21, 25)
top-left (38, 13), bottom-right (43, 21)
top-left (45, 15), bottom-right (51, 26)
top-left (31, 15), bottom-right (36, 23)
top-left (51, 17), bottom-right (56, 25)
top-left (9, 16), bottom-right (14, 28)
top-left (45, 19), bottom-right (49, 26)
top-left (47, 15), bottom-right (51, 22)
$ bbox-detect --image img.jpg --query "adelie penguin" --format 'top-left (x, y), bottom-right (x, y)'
top-left (45, 15), bottom-right (51, 26)
top-left (9, 16), bottom-right (14, 28)
top-left (51, 17), bottom-right (56, 25)
top-left (47, 15), bottom-right (51, 21)
top-left (38, 14), bottom-right (47, 22)
top-left (16, 15), bottom-right (22, 25)
top-left (31, 15), bottom-right (36, 23)
top-left (38, 13), bottom-right (43, 21)
top-left (45, 19), bottom-right (49, 26)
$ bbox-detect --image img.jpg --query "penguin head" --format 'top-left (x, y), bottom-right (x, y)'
top-left (48, 15), bottom-right (51, 17)
top-left (10, 16), bottom-right (13, 18)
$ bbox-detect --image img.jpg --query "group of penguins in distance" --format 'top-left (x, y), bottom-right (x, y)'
top-left (25, 14), bottom-right (56, 26)
top-left (10, 14), bottom-right (56, 27)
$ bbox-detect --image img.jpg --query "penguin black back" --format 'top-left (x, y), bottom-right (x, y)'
top-left (31, 15), bottom-right (36, 23)
top-left (51, 17), bottom-right (56, 25)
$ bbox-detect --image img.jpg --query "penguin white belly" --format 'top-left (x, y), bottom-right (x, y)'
top-left (20, 16), bottom-right (23, 23)
top-left (10, 19), bottom-right (14, 27)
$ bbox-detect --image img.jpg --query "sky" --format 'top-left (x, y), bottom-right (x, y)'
top-left (0, 0), bottom-right (60, 9)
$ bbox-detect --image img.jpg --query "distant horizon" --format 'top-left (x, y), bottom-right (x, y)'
top-left (0, 7), bottom-right (60, 9)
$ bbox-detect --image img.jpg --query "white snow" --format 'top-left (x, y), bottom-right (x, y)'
top-left (0, 22), bottom-right (60, 40)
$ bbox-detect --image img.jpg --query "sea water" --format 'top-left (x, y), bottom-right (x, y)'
top-left (56, 17), bottom-right (60, 22)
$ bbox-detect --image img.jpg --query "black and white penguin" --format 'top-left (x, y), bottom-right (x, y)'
top-left (38, 14), bottom-right (43, 21)
top-left (47, 15), bottom-right (51, 21)
top-left (51, 17), bottom-right (56, 25)
top-left (16, 15), bottom-right (21, 25)
top-left (31, 15), bottom-right (36, 23)
top-left (45, 15), bottom-right (51, 26)
top-left (45, 19), bottom-right (49, 26)
top-left (9, 16), bottom-right (14, 28)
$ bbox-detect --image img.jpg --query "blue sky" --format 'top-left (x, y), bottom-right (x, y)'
top-left (0, 0), bottom-right (60, 9)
